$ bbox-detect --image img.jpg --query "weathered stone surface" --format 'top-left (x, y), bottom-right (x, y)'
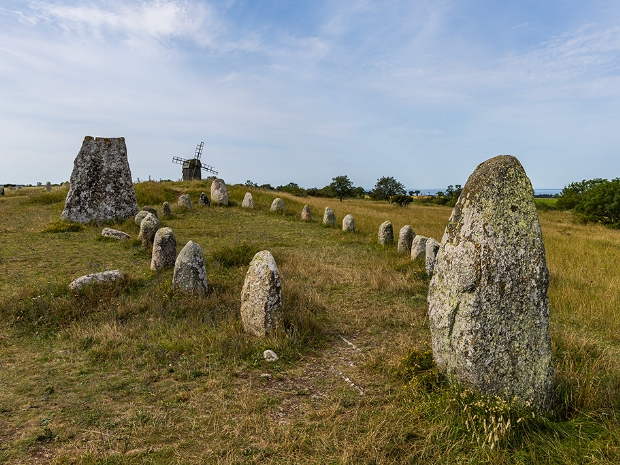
top-left (101, 228), bottom-right (131, 240)
top-left (378, 221), bottom-right (394, 245)
top-left (270, 198), bottom-right (285, 212)
top-left (68, 270), bottom-right (124, 291)
top-left (61, 136), bottom-right (138, 223)
top-left (240, 250), bottom-right (282, 337)
top-left (410, 235), bottom-right (428, 262)
top-left (142, 206), bottom-right (158, 218)
top-left (199, 192), bottom-right (210, 207)
top-left (242, 192), bottom-right (254, 208)
top-left (0, 187), bottom-right (5, 196)
top-left (301, 205), bottom-right (311, 221)
top-left (323, 207), bottom-right (336, 227)
top-left (173, 241), bottom-right (208, 295)
top-left (425, 238), bottom-right (440, 276)
top-left (162, 201), bottom-right (172, 217)
top-left (45, 182), bottom-right (52, 192)
top-left (342, 214), bottom-right (355, 232)
top-left (210, 179), bottom-right (228, 206)
top-left (263, 350), bottom-right (279, 362)
top-left (151, 227), bottom-right (176, 271)
top-left (397, 225), bottom-right (415, 254)
top-left (428, 155), bottom-right (553, 411)
top-left (135, 210), bottom-right (149, 225)
top-left (178, 194), bottom-right (192, 209)
top-left (138, 212), bottom-right (160, 247)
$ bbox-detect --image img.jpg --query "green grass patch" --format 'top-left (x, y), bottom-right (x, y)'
top-left (42, 220), bottom-right (85, 233)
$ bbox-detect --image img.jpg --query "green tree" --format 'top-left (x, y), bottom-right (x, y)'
top-left (392, 194), bottom-right (413, 207)
top-left (328, 175), bottom-right (355, 201)
top-left (574, 178), bottom-right (620, 227)
top-left (556, 178), bottom-right (607, 210)
top-left (370, 176), bottom-right (406, 201)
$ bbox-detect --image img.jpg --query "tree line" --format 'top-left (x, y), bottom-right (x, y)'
top-left (556, 178), bottom-right (620, 228)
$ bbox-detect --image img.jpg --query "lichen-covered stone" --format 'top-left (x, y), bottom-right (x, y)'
top-left (242, 192), bottom-right (254, 208)
top-left (135, 210), bottom-right (149, 226)
top-left (68, 270), bottom-right (124, 291)
top-left (211, 179), bottom-right (228, 206)
top-left (162, 201), bottom-right (172, 217)
top-left (138, 212), bottom-right (160, 247)
top-left (427, 155), bottom-right (553, 411)
top-left (270, 198), bottom-right (285, 212)
top-left (199, 192), bottom-right (210, 207)
top-left (378, 221), bottom-right (394, 245)
top-left (101, 228), bottom-right (131, 240)
top-left (342, 214), bottom-right (355, 232)
top-left (61, 137), bottom-right (138, 223)
top-left (172, 241), bottom-right (208, 295)
top-left (301, 205), bottom-right (311, 221)
top-left (425, 238), bottom-right (440, 276)
top-left (151, 227), bottom-right (176, 271)
top-left (240, 250), bottom-right (282, 337)
top-left (142, 206), bottom-right (158, 218)
top-left (411, 235), bottom-right (428, 262)
top-left (397, 225), bottom-right (415, 254)
top-left (178, 194), bottom-right (192, 209)
top-left (323, 207), bottom-right (336, 227)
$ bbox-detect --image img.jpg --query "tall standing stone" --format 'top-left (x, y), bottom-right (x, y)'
top-left (397, 225), bottom-right (415, 254)
top-left (173, 241), bottom-right (208, 295)
top-left (425, 238), bottom-right (440, 276)
top-left (242, 192), bottom-right (254, 208)
top-left (378, 221), bottom-right (394, 245)
top-left (45, 182), bottom-right (52, 192)
top-left (151, 227), bottom-right (177, 271)
top-left (323, 207), bottom-right (336, 227)
top-left (61, 136), bottom-right (138, 223)
top-left (301, 205), bottom-right (311, 221)
top-left (211, 179), bottom-right (228, 206)
top-left (428, 155), bottom-right (553, 411)
top-left (342, 214), bottom-right (355, 232)
top-left (270, 198), bottom-right (285, 212)
top-left (138, 212), bottom-right (160, 247)
top-left (411, 235), bottom-right (428, 262)
top-left (240, 250), bottom-right (282, 337)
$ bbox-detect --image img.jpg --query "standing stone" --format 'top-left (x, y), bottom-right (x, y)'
top-left (172, 241), bottom-right (208, 295)
top-left (61, 136), bottom-right (138, 223)
top-left (378, 221), bottom-right (394, 245)
top-left (210, 179), bottom-right (228, 206)
top-left (397, 225), bottom-right (415, 254)
top-left (428, 155), bottom-right (553, 411)
top-left (240, 250), bottom-right (282, 337)
top-left (270, 198), bottom-right (285, 212)
top-left (101, 228), bottom-right (131, 240)
top-left (142, 206), bottom-right (158, 218)
top-left (410, 235), bottom-right (428, 262)
top-left (323, 207), bottom-right (336, 227)
top-left (178, 194), bottom-right (192, 209)
top-left (199, 192), bottom-right (210, 207)
top-left (45, 182), bottom-right (52, 192)
top-left (135, 210), bottom-right (149, 226)
top-left (425, 238), bottom-right (440, 276)
top-left (242, 192), bottom-right (254, 208)
top-left (138, 212), bottom-right (160, 247)
top-left (163, 201), bottom-right (172, 217)
top-left (301, 205), bottom-right (311, 221)
top-left (342, 214), bottom-right (355, 232)
top-left (0, 187), bottom-right (4, 196)
top-left (151, 227), bottom-right (177, 271)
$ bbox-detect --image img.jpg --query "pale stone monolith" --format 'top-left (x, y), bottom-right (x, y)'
top-left (240, 250), bottom-right (282, 337)
top-left (323, 207), bottom-right (336, 226)
top-left (270, 198), bottom-right (285, 212)
top-left (101, 228), bottom-right (131, 240)
top-left (342, 214), bottom-right (355, 232)
top-left (61, 137), bottom-right (138, 223)
top-left (45, 182), bottom-right (52, 192)
top-left (410, 235), bottom-right (428, 262)
top-left (138, 212), bottom-right (160, 247)
top-left (151, 227), bottom-right (176, 271)
top-left (210, 179), bottom-right (228, 206)
top-left (242, 192), bottom-right (254, 208)
top-left (397, 225), bottom-right (415, 254)
top-left (68, 270), bottom-right (124, 291)
top-left (301, 205), bottom-right (311, 221)
top-left (172, 241), bottom-right (208, 295)
top-left (425, 238), bottom-right (440, 276)
top-left (162, 201), bottom-right (172, 217)
top-left (427, 155), bottom-right (554, 411)
top-left (378, 221), bottom-right (394, 245)
top-left (178, 194), bottom-right (192, 209)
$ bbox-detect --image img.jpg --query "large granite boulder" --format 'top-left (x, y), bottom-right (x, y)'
top-left (397, 225), bottom-right (415, 254)
top-left (378, 221), bottom-right (394, 245)
top-left (410, 235), bottom-right (428, 262)
top-left (172, 241), bottom-right (208, 295)
top-left (427, 155), bottom-right (554, 411)
top-left (68, 270), bottom-right (124, 291)
top-left (138, 212), bottom-right (160, 247)
top-left (301, 205), bottom-right (311, 221)
top-left (151, 227), bottom-right (177, 271)
top-left (323, 207), bottom-right (336, 227)
top-left (242, 192), bottom-right (254, 208)
top-left (211, 179), bottom-right (228, 206)
top-left (270, 198), bottom-right (285, 212)
top-left (61, 136), bottom-right (138, 223)
top-left (240, 250), bottom-right (282, 337)
top-left (342, 214), bottom-right (355, 232)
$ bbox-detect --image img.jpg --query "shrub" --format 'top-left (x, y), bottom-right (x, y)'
top-left (574, 178), bottom-right (620, 227)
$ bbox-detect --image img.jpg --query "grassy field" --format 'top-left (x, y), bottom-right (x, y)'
top-left (1, 181), bottom-right (619, 464)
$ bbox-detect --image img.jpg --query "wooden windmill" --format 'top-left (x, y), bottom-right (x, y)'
top-left (172, 142), bottom-right (218, 181)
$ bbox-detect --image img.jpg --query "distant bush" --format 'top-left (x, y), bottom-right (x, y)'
top-left (556, 179), bottom-right (607, 210)
top-left (573, 178), bottom-right (620, 227)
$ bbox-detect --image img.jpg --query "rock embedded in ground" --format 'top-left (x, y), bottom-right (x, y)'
top-left (142, 206), bottom-right (158, 218)
top-left (270, 198), bottom-right (285, 212)
top-left (210, 179), bottom-right (228, 206)
top-left (61, 136), bottom-right (138, 223)
top-left (240, 250), bottom-right (282, 337)
top-left (242, 192), bottom-right (254, 208)
top-left (263, 350), bottom-right (279, 362)
top-left (425, 238), bottom-right (440, 276)
top-left (68, 270), bottom-right (124, 291)
top-left (323, 207), bottom-right (336, 227)
top-left (342, 214), bottom-right (355, 232)
top-left (410, 235), bottom-right (428, 262)
top-left (301, 205), bottom-right (311, 221)
top-left (427, 154), bottom-right (554, 411)
top-left (178, 194), bottom-right (192, 209)
top-left (173, 241), bottom-right (208, 295)
top-left (378, 221), bottom-right (394, 245)
top-left (397, 225), bottom-right (415, 254)
top-left (134, 210), bottom-right (149, 226)
top-left (162, 201), bottom-right (172, 217)
top-left (101, 228), bottom-right (131, 240)
top-left (151, 227), bottom-right (177, 271)
top-left (199, 192), bottom-right (210, 207)
top-left (138, 212), bottom-right (160, 247)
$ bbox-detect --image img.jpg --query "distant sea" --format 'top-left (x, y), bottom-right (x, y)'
top-left (414, 188), bottom-right (562, 196)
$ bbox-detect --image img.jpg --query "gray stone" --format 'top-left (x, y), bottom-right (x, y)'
top-left (425, 238), bottom-right (440, 276)
top-left (151, 227), bottom-right (176, 271)
top-left (397, 225), bottom-right (415, 254)
top-left (270, 198), bottom-right (285, 212)
top-left (242, 192), bottom-right (254, 208)
top-left (301, 205), bottom-right (311, 221)
top-left (45, 182), bottom-right (52, 192)
top-left (178, 194), bottom-right (192, 209)
top-left (173, 241), bottom-right (208, 295)
top-left (210, 179), bottom-right (228, 206)
top-left (427, 155), bottom-right (553, 411)
top-left (61, 136), bottom-right (138, 223)
top-left (199, 192), bottom-right (210, 207)
top-left (342, 214), bottom-right (355, 232)
top-left (163, 201), bottom-right (172, 217)
top-left (138, 212), bottom-right (160, 247)
top-left (68, 270), bottom-right (124, 291)
top-left (410, 235), bottom-right (428, 262)
top-left (378, 221), bottom-right (394, 245)
top-left (323, 207), bottom-right (336, 227)
top-left (142, 206), bottom-right (158, 218)
top-left (263, 350), bottom-right (279, 362)
top-left (240, 250), bottom-right (282, 337)
top-left (134, 210), bottom-right (149, 226)
top-left (0, 187), bottom-right (4, 196)
top-left (101, 228), bottom-right (131, 240)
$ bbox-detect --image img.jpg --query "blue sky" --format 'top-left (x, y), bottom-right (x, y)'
top-left (1, 1), bottom-right (619, 190)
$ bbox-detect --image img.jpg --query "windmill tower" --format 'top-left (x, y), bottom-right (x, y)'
top-left (171, 142), bottom-right (218, 181)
